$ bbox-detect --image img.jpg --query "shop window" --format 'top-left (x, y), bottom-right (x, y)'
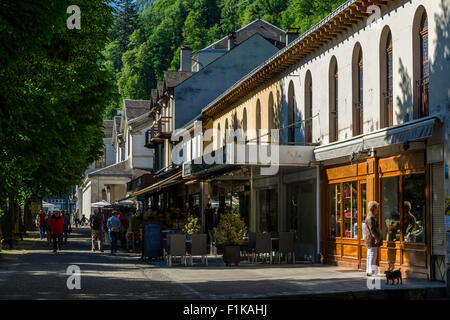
top-left (343, 182), bottom-right (358, 239)
top-left (361, 184), bottom-right (367, 240)
top-left (382, 176), bottom-right (400, 242)
top-left (329, 183), bottom-right (341, 238)
top-left (402, 173), bottom-right (426, 243)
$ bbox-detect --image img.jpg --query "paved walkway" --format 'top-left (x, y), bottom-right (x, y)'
top-left (0, 227), bottom-right (447, 300)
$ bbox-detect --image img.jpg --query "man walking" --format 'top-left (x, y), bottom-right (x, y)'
top-left (107, 212), bottom-right (121, 255)
top-left (90, 209), bottom-right (103, 252)
top-left (38, 210), bottom-right (46, 240)
top-left (62, 210), bottom-right (71, 245)
top-left (365, 201), bottom-right (382, 276)
top-left (49, 211), bottom-right (64, 253)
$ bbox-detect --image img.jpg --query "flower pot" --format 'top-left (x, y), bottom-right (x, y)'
top-left (223, 245), bottom-right (241, 266)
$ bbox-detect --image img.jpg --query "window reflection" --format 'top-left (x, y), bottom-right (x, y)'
top-left (343, 182), bottom-right (357, 239)
top-left (329, 183), bottom-right (341, 238)
top-left (402, 173), bottom-right (426, 243)
top-left (382, 177), bottom-right (400, 242)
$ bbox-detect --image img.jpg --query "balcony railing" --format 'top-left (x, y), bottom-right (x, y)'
top-left (155, 116), bottom-right (172, 139)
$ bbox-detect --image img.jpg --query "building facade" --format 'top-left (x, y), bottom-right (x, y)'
top-left (187, 0), bottom-right (448, 280)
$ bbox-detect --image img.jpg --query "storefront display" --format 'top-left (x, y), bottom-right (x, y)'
top-left (323, 151), bottom-right (430, 278)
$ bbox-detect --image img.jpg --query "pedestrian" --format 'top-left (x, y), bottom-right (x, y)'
top-left (81, 214), bottom-right (86, 226)
top-left (49, 211), bottom-right (64, 253)
top-left (365, 201), bottom-right (382, 276)
top-left (107, 211), bottom-right (121, 255)
top-left (89, 209), bottom-right (104, 252)
top-left (45, 213), bottom-right (52, 246)
top-left (62, 210), bottom-right (71, 245)
top-left (38, 210), bottom-right (46, 240)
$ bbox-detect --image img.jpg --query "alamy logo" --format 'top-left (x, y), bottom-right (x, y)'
top-left (171, 122), bottom-right (281, 176)
top-left (366, 5), bottom-right (382, 29)
top-left (366, 265), bottom-right (381, 290)
top-left (66, 265), bottom-right (81, 290)
top-left (66, 5), bottom-right (81, 30)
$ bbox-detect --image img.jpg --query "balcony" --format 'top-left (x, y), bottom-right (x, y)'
top-left (144, 126), bottom-right (159, 148)
top-left (155, 116), bottom-right (172, 140)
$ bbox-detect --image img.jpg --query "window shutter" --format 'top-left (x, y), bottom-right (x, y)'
top-left (431, 163), bottom-right (446, 255)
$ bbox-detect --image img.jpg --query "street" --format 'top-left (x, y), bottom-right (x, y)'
top-left (1, 227), bottom-right (447, 300)
top-left (0, 227), bottom-right (192, 299)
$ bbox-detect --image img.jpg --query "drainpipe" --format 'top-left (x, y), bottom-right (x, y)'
top-left (316, 166), bottom-right (321, 261)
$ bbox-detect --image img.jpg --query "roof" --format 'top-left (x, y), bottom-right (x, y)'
top-left (102, 120), bottom-right (114, 138)
top-left (203, 19), bottom-right (286, 50)
top-left (123, 99), bottom-right (150, 121)
top-left (164, 71), bottom-right (195, 89)
top-left (114, 116), bottom-right (121, 134)
top-left (88, 160), bottom-right (151, 178)
top-left (202, 0), bottom-right (372, 117)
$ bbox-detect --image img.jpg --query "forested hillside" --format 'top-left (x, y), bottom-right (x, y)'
top-left (104, 0), bottom-right (346, 118)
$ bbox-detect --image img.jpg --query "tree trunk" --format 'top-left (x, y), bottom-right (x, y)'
top-left (24, 199), bottom-right (34, 232)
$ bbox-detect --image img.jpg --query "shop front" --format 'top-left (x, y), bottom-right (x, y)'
top-left (315, 116), bottom-right (448, 280)
top-left (322, 151), bottom-right (430, 279)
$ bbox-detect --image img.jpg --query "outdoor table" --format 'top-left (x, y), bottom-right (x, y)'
top-left (270, 238), bottom-right (280, 263)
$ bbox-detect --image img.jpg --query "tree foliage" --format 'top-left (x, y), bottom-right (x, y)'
top-left (110, 0), bottom-right (345, 105)
top-left (0, 0), bottom-right (115, 235)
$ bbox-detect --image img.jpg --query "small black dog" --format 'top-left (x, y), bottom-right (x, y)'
top-left (384, 268), bottom-right (402, 285)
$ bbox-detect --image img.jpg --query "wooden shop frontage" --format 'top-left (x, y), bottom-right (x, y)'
top-left (316, 117), bottom-right (446, 280)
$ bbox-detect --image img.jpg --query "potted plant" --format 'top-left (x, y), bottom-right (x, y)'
top-left (215, 212), bottom-right (247, 266)
top-left (182, 214), bottom-right (201, 239)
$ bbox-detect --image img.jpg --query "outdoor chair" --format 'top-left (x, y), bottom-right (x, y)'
top-left (188, 234), bottom-right (208, 266)
top-left (167, 234), bottom-right (188, 267)
top-left (247, 232), bottom-right (256, 263)
top-left (255, 232), bottom-right (272, 264)
top-left (208, 229), bottom-right (217, 256)
top-left (277, 232), bottom-right (295, 264)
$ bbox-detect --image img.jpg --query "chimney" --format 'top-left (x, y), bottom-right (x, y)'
top-left (179, 45), bottom-right (192, 72)
top-left (285, 28), bottom-right (300, 45)
top-left (227, 32), bottom-right (236, 51)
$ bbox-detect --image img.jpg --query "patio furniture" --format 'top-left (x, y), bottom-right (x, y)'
top-left (277, 232), bottom-right (295, 264)
top-left (254, 232), bottom-right (272, 264)
top-left (167, 234), bottom-right (188, 266)
top-left (208, 229), bottom-right (217, 256)
top-left (247, 232), bottom-right (256, 263)
top-left (188, 234), bottom-right (208, 266)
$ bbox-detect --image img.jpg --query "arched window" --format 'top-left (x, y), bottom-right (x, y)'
top-left (217, 123), bottom-right (221, 149)
top-left (413, 9), bottom-right (429, 119)
top-left (329, 57), bottom-right (338, 142)
top-left (224, 119), bottom-right (228, 145)
top-left (380, 28), bottom-right (393, 128)
top-left (233, 113), bottom-right (238, 144)
top-left (288, 81), bottom-right (296, 144)
top-left (256, 100), bottom-right (261, 144)
top-left (304, 71), bottom-right (313, 144)
top-left (352, 44), bottom-right (363, 136)
top-left (268, 92), bottom-right (274, 144)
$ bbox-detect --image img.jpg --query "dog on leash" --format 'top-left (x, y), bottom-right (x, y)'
top-left (384, 268), bottom-right (402, 285)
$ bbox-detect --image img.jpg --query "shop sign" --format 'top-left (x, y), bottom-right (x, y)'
top-left (445, 198), bottom-right (450, 228)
